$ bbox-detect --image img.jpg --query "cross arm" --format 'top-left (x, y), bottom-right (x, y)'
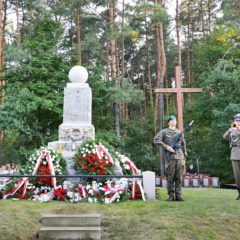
top-left (155, 88), bottom-right (177, 93)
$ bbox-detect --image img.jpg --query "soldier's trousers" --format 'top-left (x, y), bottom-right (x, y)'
top-left (166, 159), bottom-right (182, 196)
top-left (232, 160), bottom-right (240, 188)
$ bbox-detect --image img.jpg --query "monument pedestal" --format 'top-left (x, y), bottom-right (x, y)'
top-left (48, 66), bottom-right (95, 181)
top-left (59, 124), bottom-right (95, 143)
top-left (47, 141), bottom-right (79, 182)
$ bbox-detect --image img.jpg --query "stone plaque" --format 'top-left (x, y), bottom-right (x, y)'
top-left (63, 85), bottom-right (92, 124)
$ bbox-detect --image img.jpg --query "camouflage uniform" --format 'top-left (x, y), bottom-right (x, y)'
top-left (154, 128), bottom-right (187, 200)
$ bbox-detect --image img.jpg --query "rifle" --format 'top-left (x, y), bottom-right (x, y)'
top-left (170, 120), bottom-right (194, 150)
top-left (163, 120), bottom-right (194, 161)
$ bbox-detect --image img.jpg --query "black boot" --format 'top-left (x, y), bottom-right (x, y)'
top-left (236, 188), bottom-right (240, 200)
top-left (167, 193), bottom-right (175, 201)
top-left (175, 194), bottom-right (184, 201)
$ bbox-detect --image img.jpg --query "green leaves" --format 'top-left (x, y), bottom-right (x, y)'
top-left (0, 12), bottom-right (69, 165)
top-left (108, 80), bottom-right (145, 104)
top-left (134, 2), bottom-right (167, 24)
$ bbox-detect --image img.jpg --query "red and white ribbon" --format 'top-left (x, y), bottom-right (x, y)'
top-left (132, 180), bottom-right (136, 199)
top-left (46, 152), bottom-right (56, 188)
top-left (137, 180), bottom-right (146, 201)
top-left (96, 144), bottom-right (114, 165)
top-left (99, 185), bottom-right (125, 203)
top-left (78, 184), bottom-right (87, 198)
top-left (3, 177), bottom-right (29, 199)
top-left (120, 155), bottom-right (140, 174)
top-left (107, 191), bottom-right (120, 203)
top-left (32, 150), bottom-right (46, 175)
top-left (32, 149), bottom-right (56, 188)
top-left (0, 178), bottom-right (12, 185)
top-left (130, 179), bottom-right (145, 201)
top-left (126, 158), bottom-right (139, 174)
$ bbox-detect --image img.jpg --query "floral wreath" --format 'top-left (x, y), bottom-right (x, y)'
top-left (74, 140), bottom-right (114, 175)
top-left (24, 147), bottom-right (66, 176)
top-left (74, 140), bottom-right (141, 176)
top-left (2, 147), bottom-right (66, 199)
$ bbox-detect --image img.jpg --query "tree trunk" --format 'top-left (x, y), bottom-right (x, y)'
top-left (120, 1), bottom-right (128, 120)
top-left (76, 7), bottom-right (81, 65)
top-left (109, 2), bottom-right (117, 80)
top-left (0, 0), bottom-right (6, 91)
top-left (176, 0), bottom-right (181, 66)
top-left (124, 102), bottom-right (129, 120)
top-left (155, 0), bottom-right (166, 176)
top-left (142, 74), bottom-right (147, 118)
top-left (187, 0), bottom-right (191, 84)
top-left (109, 1), bottom-right (121, 139)
top-left (207, 0), bottom-right (211, 33)
top-left (121, 1), bottom-right (128, 120)
top-left (121, 0), bottom-right (125, 83)
top-left (0, 0), bottom-right (4, 69)
top-left (164, 73), bottom-right (169, 114)
top-left (0, 0), bottom-right (6, 141)
top-left (199, 0), bottom-right (205, 35)
top-left (147, 44), bottom-right (153, 108)
top-left (154, 0), bottom-right (166, 130)
top-left (16, 0), bottom-right (21, 48)
top-left (106, 46), bottom-right (110, 82)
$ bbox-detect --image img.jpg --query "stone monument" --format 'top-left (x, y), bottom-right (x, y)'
top-left (48, 66), bottom-right (95, 176)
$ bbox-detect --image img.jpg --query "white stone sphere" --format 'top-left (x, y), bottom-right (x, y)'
top-left (68, 65), bottom-right (88, 83)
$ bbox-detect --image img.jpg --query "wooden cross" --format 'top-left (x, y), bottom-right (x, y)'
top-left (155, 66), bottom-right (202, 130)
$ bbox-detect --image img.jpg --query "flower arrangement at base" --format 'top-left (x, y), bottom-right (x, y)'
top-left (32, 187), bottom-right (55, 202)
top-left (0, 178), bottom-right (12, 199)
top-left (74, 140), bottom-right (114, 175)
top-left (23, 147), bottom-right (67, 187)
top-left (73, 140), bottom-right (145, 202)
top-left (72, 179), bottom-right (129, 204)
top-left (53, 188), bottom-right (69, 201)
top-left (97, 179), bottom-right (129, 203)
top-left (2, 147), bottom-right (67, 200)
top-left (1, 177), bottom-right (36, 199)
top-left (0, 141), bottom-right (146, 203)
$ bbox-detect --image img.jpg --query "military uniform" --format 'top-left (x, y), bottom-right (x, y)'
top-left (154, 127), bottom-right (187, 200)
top-left (223, 126), bottom-right (240, 199)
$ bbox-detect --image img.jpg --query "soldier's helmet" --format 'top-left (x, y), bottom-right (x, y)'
top-left (234, 113), bottom-right (240, 121)
top-left (167, 115), bottom-right (176, 122)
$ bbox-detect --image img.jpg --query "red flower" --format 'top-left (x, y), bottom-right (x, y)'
top-left (75, 144), bottom-right (114, 175)
top-left (58, 195), bottom-right (65, 201)
top-left (54, 189), bottom-right (67, 197)
top-left (87, 159), bottom-right (93, 165)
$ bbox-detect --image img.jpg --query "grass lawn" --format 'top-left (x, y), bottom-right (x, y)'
top-left (0, 188), bottom-right (240, 240)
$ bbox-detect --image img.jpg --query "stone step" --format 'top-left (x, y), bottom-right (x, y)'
top-left (41, 214), bottom-right (101, 227)
top-left (38, 226), bottom-right (101, 240)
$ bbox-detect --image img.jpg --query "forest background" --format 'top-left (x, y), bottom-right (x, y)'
top-left (0, 0), bottom-right (239, 184)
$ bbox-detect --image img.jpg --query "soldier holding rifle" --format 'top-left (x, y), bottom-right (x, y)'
top-left (154, 115), bottom-right (189, 201)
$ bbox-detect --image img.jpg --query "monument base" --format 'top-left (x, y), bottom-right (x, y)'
top-left (48, 124), bottom-right (95, 183)
top-left (48, 140), bottom-right (83, 152)
top-left (59, 124), bottom-right (95, 142)
top-left (48, 141), bottom-right (80, 183)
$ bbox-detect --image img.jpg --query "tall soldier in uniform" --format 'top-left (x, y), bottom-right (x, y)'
top-left (223, 113), bottom-right (240, 200)
top-left (154, 115), bottom-right (187, 201)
